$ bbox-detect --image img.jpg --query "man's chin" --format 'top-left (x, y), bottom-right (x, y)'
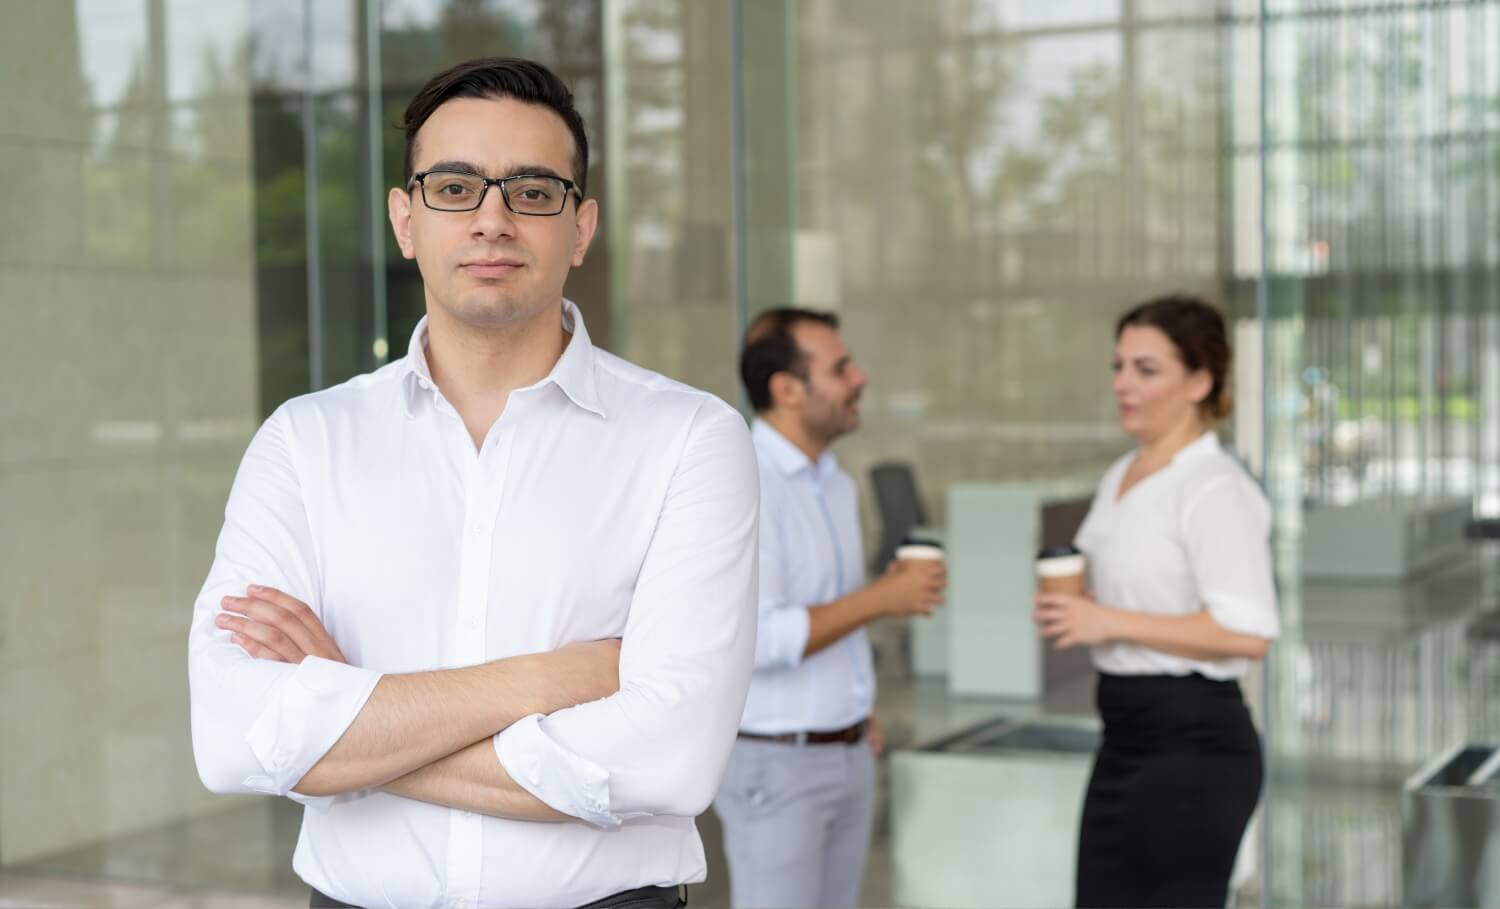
top-left (441, 294), bottom-right (545, 328)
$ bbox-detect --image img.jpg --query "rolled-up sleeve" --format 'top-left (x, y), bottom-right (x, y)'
top-left (188, 405), bottom-right (382, 808)
top-left (492, 401), bottom-right (759, 828)
top-left (750, 501), bottom-right (812, 669)
top-left (1182, 474), bottom-right (1281, 640)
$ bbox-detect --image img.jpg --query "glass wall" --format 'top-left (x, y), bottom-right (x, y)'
top-left (1, 0), bottom-right (264, 875)
top-left (1258, 2), bottom-right (1500, 906)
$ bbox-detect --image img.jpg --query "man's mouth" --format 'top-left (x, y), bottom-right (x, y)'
top-left (462, 258), bottom-right (525, 278)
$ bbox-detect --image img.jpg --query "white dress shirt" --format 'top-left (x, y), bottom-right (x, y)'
top-left (739, 419), bottom-right (873, 734)
top-left (187, 302), bottom-right (759, 909)
top-left (1074, 432), bottom-right (1279, 681)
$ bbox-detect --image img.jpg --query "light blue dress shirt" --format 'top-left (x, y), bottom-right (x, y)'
top-left (741, 419), bottom-right (875, 734)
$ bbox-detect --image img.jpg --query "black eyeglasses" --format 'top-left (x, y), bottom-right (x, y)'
top-left (408, 170), bottom-right (583, 216)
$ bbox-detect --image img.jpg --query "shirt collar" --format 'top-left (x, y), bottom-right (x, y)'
top-left (1172, 430), bottom-right (1222, 464)
top-left (400, 299), bottom-right (606, 420)
top-left (751, 418), bottom-right (838, 481)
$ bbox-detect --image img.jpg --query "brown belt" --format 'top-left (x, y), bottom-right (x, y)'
top-left (738, 719), bottom-right (867, 746)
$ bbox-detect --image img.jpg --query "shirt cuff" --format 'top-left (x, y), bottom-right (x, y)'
top-left (1205, 591), bottom-right (1281, 640)
top-left (243, 656), bottom-right (382, 810)
top-left (755, 605), bottom-right (811, 670)
top-left (493, 713), bottom-right (623, 829)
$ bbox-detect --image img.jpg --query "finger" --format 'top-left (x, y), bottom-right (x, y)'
top-left (1039, 619), bottom-right (1069, 638)
top-left (217, 613), bottom-right (303, 662)
top-left (234, 594), bottom-right (338, 659)
top-left (232, 632), bottom-right (288, 662)
top-left (1036, 592), bottom-right (1082, 608)
top-left (225, 596), bottom-right (321, 657)
top-left (221, 613), bottom-right (302, 662)
top-left (248, 585), bottom-right (332, 643)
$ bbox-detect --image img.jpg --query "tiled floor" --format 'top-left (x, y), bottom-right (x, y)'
top-left (7, 549), bottom-right (1500, 907)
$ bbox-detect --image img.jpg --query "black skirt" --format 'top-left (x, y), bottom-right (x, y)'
top-left (1075, 672), bottom-right (1264, 909)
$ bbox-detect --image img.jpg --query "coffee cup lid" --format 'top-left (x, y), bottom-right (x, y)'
top-left (902, 536), bottom-right (944, 550)
top-left (1037, 544), bottom-right (1081, 560)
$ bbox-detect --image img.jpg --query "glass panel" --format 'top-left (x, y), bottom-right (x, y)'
top-left (604, 0), bottom-right (738, 402)
top-left (0, 0), bottom-right (271, 887)
top-left (1261, 1), bottom-right (1500, 905)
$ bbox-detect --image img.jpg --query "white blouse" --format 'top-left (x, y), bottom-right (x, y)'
top-left (1074, 432), bottom-right (1279, 680)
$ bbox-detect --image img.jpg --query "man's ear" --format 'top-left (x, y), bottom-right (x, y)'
top-left (768, 371), bottom-right (805, 411)
top-left (388, 186), bottom-right (416, 260)
top-left (571, 196), bottom-right (599, 267)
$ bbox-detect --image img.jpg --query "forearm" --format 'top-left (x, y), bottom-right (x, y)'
top-left (382, 739), bottom-right (568, 821)
top-left (805, 587), bottom-right (885, 657)
top-left (294, 653), bottom-right (562, 797)
top-left (1105, 608), bottom-right (1270, 661)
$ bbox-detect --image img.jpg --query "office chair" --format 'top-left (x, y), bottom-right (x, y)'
top-left (869, 461), bottom-right (929, 574)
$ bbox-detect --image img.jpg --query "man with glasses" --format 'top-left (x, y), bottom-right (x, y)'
top-left (188, 58), bottom-right (758, 909)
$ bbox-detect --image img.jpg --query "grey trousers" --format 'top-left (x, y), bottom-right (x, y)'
top-left (711, 736), bottom-right (875, 909)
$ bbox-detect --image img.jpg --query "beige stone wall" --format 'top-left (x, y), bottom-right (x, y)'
top-left (0, 0), bottom-right (260, 864)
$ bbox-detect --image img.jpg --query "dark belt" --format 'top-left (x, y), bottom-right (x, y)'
top-left (312, 884), bottom-right (685, 909)
top-left (738, 719), bottom-right (867, 746)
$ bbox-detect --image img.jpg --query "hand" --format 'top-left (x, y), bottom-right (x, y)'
top-left (1033, 591), bottom-right (1117, 649)
top-left (875, 559), bottom-right (947, 618)
top-left (217, 585), bottom-right (347, 664)
top-left (867, 714), bottom-right (885, 757)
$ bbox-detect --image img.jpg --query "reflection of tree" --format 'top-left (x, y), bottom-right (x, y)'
top-left (910, 44), bottom-right (1018, 272)
top-left (439, 0), bottom-right (529, 62)
top-left (995, 61), bottom-right (1122, 243)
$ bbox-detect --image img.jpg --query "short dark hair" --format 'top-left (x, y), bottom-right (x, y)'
top-left (740, 308), bottom-right (841, 413)
top-left (1117, 293), bottom-right (1233, 421)
top-left (399, 57), bottom-right (589, 197)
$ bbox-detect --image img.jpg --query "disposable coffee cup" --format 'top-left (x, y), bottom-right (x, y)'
top-left (895, 539), bottom-right (945, 562)
top-left (1036, 545), bottom-right (1087, 596)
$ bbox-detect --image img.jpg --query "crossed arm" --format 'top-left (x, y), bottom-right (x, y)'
top-left (215, 585), bottom-right (616, 819)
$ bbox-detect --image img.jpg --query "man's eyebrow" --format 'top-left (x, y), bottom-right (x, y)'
top-left (422, 159), bottom-right (484, 176)
top-left (420, 161), bottom-right (571, 181)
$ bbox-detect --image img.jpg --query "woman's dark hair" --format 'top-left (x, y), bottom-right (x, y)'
top-left (1116, 294), bottom-right (1233, 422)
top-left (399, 57), bottom-right (589, 196)
top-left (740, 308), bottom-right (841, 413)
